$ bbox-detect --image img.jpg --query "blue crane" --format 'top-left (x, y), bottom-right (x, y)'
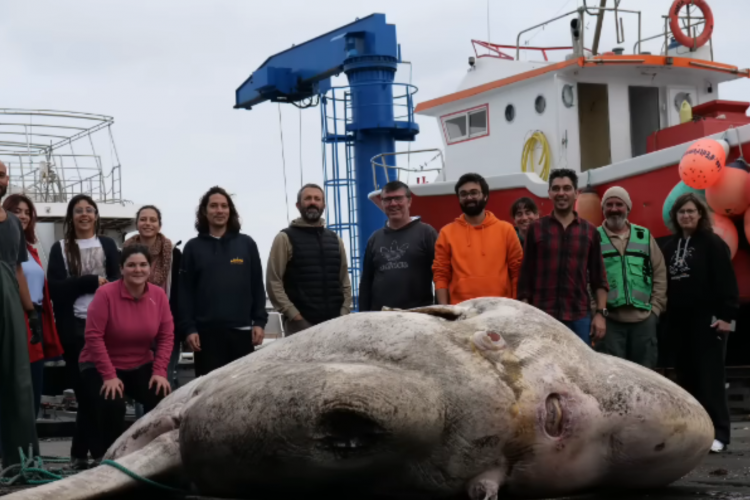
top-left (234, 13), bottom-right (419, 310)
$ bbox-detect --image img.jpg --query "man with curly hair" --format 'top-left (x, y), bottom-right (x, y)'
top-left (179, 186), bottom-right (268, 376)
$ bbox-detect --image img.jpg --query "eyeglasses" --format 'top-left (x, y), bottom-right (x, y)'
top-left (74, 207), bottom-right (97, 215)
top-left (458, 189), bottom-right (482, 199)
top-left (382, 195), bottom-right (406, 205)
top-left (677, 209), bottom-right (697, 216)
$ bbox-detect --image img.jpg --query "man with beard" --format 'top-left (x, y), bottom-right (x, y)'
top-left (0, 160), bottom-right (42, 466)
top-left (433, 173), bottom-right (523, 305)
top-left (593, 187), bottom-right (667, 368)
top-left (359, 180), bottom-right (438, 311)
top-left (266, 183), bottom-right (352, 335)
top-left (518, 168), bottom-right (609, 345)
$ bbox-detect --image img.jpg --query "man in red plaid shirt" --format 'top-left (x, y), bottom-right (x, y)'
top-left (517, 168), bottom-right (609, 345)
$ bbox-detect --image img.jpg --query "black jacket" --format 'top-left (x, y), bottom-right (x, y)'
top-left (179, 231), bottom-right (268, 335)
top-left (662, 229), bottom-right (739, 322)
top-left (168, 241), bottom-right (184, 343)
top-left (47, 236), bottom-right (121, 343)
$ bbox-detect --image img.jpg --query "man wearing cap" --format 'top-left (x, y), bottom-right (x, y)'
top-left (594, 186), bottom-right (667, 368)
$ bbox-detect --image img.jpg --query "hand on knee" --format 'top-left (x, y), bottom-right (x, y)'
top-left (100, 378), bottom-right (124, 401)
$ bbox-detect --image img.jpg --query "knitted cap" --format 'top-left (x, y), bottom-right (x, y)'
top-left (601, 186), bottom-right (632, 211)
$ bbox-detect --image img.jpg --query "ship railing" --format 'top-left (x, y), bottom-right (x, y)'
top-left (0, 108), bottom-right (123, 205)
top-left (370, 149), bottom-right (445, 192)
top-left (321, 81), bottom-right (419, 127)
top-left (473, 40), bottom-right (592, 62)
top-left (513, 4), bottom-right (643, 60)
top-left (634, 16), bottom-right (712, 61)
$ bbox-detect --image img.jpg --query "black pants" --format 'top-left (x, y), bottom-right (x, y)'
top-left (61, 318), bottom-right (97, 460)
top-left (193, 327), bottom-right (255, 377)
top-left (668, 309), bottom-right (731, 445)
top-left (82, 362), bottom-right (166, 459)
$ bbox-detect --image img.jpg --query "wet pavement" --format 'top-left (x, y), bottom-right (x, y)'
top-left (5, 421), bottom-right (750, 498)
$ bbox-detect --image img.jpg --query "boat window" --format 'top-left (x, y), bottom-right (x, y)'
top-left (441, 105), bottom-right (489, 144)
top-left (535, 95), bottom-right (546, 114)
top-left (505, 104), bottom-right (515, 122)
top-left (445, 115), bottom-right (467, 141)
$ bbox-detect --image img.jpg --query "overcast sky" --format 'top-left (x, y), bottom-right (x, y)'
top-left (2, 0), bottom-right (749, 265)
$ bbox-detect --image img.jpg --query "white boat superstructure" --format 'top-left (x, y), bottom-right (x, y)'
top-left (0, 108), bottom-right (136, 268)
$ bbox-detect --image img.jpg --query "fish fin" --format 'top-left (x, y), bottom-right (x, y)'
top-left (385, 304), bottom-right (468, 321)
top-left (2, 429), bottom-right (183, 500)
top-left (467, 465), bottom-right (505, 500)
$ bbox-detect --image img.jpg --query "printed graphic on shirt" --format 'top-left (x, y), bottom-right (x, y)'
top-left (378, 241), bottom-right (409, 271)
top-left (668, 239), bottom-right (693, 280)
top-left (80, 246), bottom-right (106, 277)
top-left (230, 257), bottom-right (244, 265)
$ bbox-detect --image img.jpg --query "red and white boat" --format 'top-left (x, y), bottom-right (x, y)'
top-left (368, 0), bottom-right (750, 300)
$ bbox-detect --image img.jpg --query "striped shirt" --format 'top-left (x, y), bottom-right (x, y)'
top-left (517, 212), bottom-right (608, 321)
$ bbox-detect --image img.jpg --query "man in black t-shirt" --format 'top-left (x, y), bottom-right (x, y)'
top-left (359, 180), bottom-right (438, 312)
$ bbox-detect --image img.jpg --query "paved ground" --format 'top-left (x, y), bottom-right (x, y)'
top-left (5, 421), bottom-right (750, 499)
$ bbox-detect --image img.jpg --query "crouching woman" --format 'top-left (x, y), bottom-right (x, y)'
top-left (79, 244), bottom-right (174, 461)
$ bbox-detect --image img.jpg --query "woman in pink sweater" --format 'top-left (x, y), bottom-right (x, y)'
top-left (79, 244), bottom-right (174, 461)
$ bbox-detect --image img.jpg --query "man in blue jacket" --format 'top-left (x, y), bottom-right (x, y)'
top-left (179, 186), bottom-right (268, 377)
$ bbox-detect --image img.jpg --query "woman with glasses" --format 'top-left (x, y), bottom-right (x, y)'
top-left (47, 194), bottom-right (120, 470)
top-left (663, 193), bottom-right (739, 454)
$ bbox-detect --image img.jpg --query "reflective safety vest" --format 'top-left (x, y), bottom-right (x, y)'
top-left (597, 223), bottom-right (653, 311)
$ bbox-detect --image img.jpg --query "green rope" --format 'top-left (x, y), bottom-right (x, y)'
top-left (100, 459), bottom-right (191, 494)
top-left (0, 445), bottom-right (75, 486)
top-left (0, 445), bottom-right (189, 494)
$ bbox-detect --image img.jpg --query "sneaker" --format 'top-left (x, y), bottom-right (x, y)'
top-left (710, 439), bottom-right (726, 453)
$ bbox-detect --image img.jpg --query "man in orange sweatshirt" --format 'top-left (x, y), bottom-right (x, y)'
top-left (433, 173), bottom-right (524, 305)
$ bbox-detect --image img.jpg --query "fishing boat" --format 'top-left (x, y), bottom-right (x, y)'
top-left (365, 0), bottom-right (750, 300)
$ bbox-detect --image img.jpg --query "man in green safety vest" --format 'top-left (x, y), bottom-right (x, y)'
top-left (593, 186), bottom-right (667, 368)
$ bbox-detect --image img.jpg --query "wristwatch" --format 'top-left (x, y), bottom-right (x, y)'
top-left (595, 308), bottom-right (608, 317)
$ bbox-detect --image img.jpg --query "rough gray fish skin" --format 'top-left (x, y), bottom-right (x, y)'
top-left (3, 297), bottom-right (713, 500)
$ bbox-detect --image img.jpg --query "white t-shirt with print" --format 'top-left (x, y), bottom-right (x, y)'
top-left (60, 236), bottom-right (106, 319)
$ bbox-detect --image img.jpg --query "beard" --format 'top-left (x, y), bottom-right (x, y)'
top-left (0, 184), bottom-right (6, 199)
top-left (606, 213), bottom-right (627, 230)
top-left (461, 197), bottom-right (487, 217)
top-left (301, 205), bottom-right (322, 223)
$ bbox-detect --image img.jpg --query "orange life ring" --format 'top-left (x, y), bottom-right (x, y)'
top-left (669, 0), bottom-right (714, 50)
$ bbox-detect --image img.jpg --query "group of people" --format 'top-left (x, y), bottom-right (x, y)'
top-left (355, 168), bottom-right (737, 456)
top-left (0, 158), bottom-right (738, 471)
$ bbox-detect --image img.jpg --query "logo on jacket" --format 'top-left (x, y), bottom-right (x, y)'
top-left (378, 241), bottom-right (409, 271)
top-left (230, 257), bottom-right (244, 265)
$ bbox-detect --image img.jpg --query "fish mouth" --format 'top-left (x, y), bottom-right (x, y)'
top-left (543, 393), bottom-right (566, 438)
top-left (314, 409), bottom-right (388, 456)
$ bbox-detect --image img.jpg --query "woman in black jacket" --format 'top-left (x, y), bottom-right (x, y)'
top-left (47, 194), bottom-right (120, 470)
top-left (662, 192), bottom-right (739, 454)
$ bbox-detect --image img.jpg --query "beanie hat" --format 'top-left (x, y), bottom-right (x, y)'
top-left (601, 186), bottom-right (632, 211)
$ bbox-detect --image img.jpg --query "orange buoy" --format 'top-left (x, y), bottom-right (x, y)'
top-left (706, 167), bottom-right (750, 217)
top-left (669, 0), bottom-right (714, 50)
top-left (575, 188), bottom-right (603, 226)
top-left (678, 138), bottom-right (726, 189)
top-left (712, 213), bottom-right (738, 259)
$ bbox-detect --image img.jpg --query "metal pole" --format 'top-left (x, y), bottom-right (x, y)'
top-left (592, 0), bottom-right (607, 55)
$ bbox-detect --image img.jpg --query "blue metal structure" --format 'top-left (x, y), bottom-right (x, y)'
top-left (235, 13), bottom-right (419, 310)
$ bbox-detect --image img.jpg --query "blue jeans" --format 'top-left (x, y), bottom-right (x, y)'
top-left (562, 315), bottom-right (591, 345)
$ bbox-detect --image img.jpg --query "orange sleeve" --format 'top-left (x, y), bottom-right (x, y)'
top-left (432, 227), bottom-right (452, 290)
top-left (506, 224), bottom-right (524, 299)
